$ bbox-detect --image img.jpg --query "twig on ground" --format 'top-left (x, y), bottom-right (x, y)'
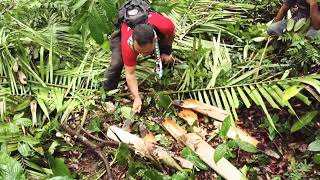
top-left (62, 124), bottom-right (113, 180)
top-left (80, 127), bottom-right (119, 147)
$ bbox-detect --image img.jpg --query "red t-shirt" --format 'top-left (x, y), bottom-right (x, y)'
top-left (121, 12), bottom-right (175, 67)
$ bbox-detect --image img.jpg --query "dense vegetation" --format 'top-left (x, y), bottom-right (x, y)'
top-left (0, 0), bottom-right (320, 179)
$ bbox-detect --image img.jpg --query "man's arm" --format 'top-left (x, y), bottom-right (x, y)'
top-left (124, 65), bottom-right (142, 113)
top-left (274, 3), bottom-right (291, 22)
top-left (308, 0), bottom-right (320, 29)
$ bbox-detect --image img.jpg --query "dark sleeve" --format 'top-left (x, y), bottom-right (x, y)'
top-left (283, 0), bottom-right (297, 7)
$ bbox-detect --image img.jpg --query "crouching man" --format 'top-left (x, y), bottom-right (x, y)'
top-left (103, 0), bottom-right (175, 113)
top-left (267, 0), bottom-right (320, 38)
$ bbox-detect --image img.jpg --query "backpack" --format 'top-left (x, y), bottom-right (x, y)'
top-left (116, 0), bottom-right (151, 28)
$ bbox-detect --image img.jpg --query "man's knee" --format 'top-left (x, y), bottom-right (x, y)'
top-left (306, 29), bottom-right (320, 39)
top-left (267, 20), bottom-right (288, 36)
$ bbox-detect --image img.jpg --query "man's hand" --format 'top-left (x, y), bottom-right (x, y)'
top-left (132, 97), bottom-right (142, 113)
top-left (161, 54), bottom-right (173, 64)
top-left (307, 0), bottom-right (317, 6)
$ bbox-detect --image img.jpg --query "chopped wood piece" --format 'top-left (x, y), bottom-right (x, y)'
top-left (185, 133), bottom-right (242, 180)
top-left (162, 119), bottom-right (187, 140)
top-left (107, 126), bottom-right (149, 157)
top-left (107, 126), bottom-right (183, 171)
top-left (173, 99), bottom-right (227, 121)
top-left (161, 119), bottom-right (242, 180)
top-left (178, 109), bottom-right (198, 126)
top-left (176, 106), bottom-right (260, 147)
top-left (173, 156), bottom-right (194, 169)
top-left (214, 121), bottom-right (260, 147)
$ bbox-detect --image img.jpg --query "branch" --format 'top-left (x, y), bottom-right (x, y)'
top-left (80, 127), bottom-right (119, 147)
top-left (61, 124), bottom-right (113, 180)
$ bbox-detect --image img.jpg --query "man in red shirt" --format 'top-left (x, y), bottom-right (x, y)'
top-left (104, 11), bottom-right (176, 113)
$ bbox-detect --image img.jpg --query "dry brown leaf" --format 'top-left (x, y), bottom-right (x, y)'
top-left (173, 99), bottom-right (227, 121)
top-left (17, 71), bottom-right (27, 84)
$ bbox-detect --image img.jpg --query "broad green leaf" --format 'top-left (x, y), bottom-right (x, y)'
top-left (158, 94), bottom-right (172, 110)
top-left (89, 10), bottom-right (105, 44)
top-left (214, 143), bottom-right (227, 163)
top-left (241, 165), bottom-right (249, 180)
top-left (18, 143), bottom-right (32, 157)
top-left (271, 85), bottom-right (296, 115)
top-left (48, 156), bottom-right (72, 177)
top-left (36, 98), bottom-right (50, 119)
top-left (286, 19), bottom-right (295, 31)
top-left (47, 176), bottom-right (74, 180)
top-left (139, 169), bottom-right (166, 180)
top-left (115, 143), bottom-right (130, 166)
top-left (308, 139), bottom-right (320, 152)
top-left (121, 106), bottom-right (134, 119)
top-left (49, 141), bottom-right (60, 155)
top-left (181, 147), bottom-right (209, 170)
top-left (294, 18), bottom-right (306, 32)
top-left (98, 0), bottom-right (117, 20)
top-left (14, 99), bottom-right (31, 112)
top-left (14, 117), bottom-right (32, 127)
top-left (219, 116), bottom-right (232, 138)
top-left (283, 85), bottom-right (304, 101)
top-left (313, 154), bottom-right (320, 165)
top-left (237, 87), bottom-right (251, 108)
top-left (291, 111), bottom-right (318, 132)
top-left (155, 134), bottom-right (172, 147)
top-left (0, 123), bottom-right (20, 134)
top-left (0, 152), bottom-right (26, 180)
top-left (280, 84), bottom-right (311, 105)
top-left (171, 171), bottom-right (189, 180)
top-left (21, 135), bottom-right (40, 146)
top-left (88, 118), bottom-right (101, 132)
top-left (235, 138), bottom-right (258, 153)
top-left (72, 0), bottom-right (88, 11)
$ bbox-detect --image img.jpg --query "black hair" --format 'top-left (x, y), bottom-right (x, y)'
top-left (132, 24), bottom-right (155, 46)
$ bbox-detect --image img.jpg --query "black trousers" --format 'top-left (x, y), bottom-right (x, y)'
top-left (103, 31), bottom-right (123, 91)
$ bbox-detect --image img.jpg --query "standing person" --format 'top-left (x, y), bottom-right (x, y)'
top-left (103, 0), bottom-right (175, 113)
top-left (267, 0), bottom-right (320, 38)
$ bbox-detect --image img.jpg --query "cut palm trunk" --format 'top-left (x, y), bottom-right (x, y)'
top-left (107, 126), bottom-right (184, 171)
top-left (213, 121), bottom-right (260, 147)
top-left (173, 99), bottom-right (227, 121)
top-left (176, 102), bottom-right (260, 147)
top-left (161, 119), bottom-right (242, 180)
